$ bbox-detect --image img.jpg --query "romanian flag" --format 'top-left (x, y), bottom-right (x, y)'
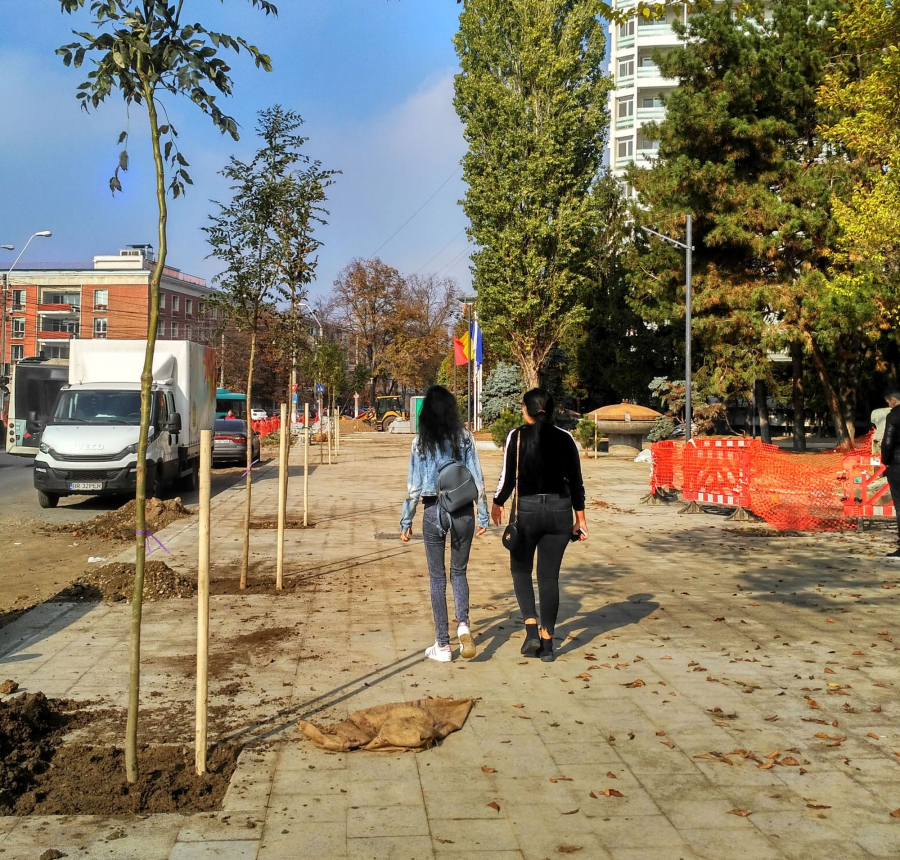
top-left (454, 336), bottom-right (469, 366)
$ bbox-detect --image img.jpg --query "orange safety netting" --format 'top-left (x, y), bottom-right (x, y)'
top-left (650, 432), bottom-right (876, 531)
top-left (252, 416), bottom-right (281, 438)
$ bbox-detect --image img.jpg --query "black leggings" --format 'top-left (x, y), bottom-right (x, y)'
top-left (509, 494), bottom-right (573, 634)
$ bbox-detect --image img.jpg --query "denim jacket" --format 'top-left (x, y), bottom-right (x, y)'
top-left (400, 431), bottom-right (490, 531)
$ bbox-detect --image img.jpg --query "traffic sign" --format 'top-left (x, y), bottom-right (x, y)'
top-left (315, 383), bottom-right (325, 394)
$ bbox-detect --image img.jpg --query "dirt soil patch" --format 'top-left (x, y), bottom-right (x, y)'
top-left (249, 519), bottom-right (314, 530)
top-left (60, 561), bottom-right (196, 602)
top-left (50, 497), bottom-right (193, 541)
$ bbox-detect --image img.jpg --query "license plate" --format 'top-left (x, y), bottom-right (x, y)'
top-left (69, 482), bottom-right (104, 491)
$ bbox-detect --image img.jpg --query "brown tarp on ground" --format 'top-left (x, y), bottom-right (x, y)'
top-left (297, 697), bottom-right (475, 752)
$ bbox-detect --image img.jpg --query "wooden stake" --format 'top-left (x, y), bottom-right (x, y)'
top-left (276, 403), bottom-right (288, 590)
top-left (303, 402), bottom-right (309, 528)
top-left (594, 417), bottom-right (598, 459)
top-left (335, 405), bottom-right (340, 454)
top-left (195, 429), bottom-right (212, 776)
top-left (327, 397), bottom-right (332, 466)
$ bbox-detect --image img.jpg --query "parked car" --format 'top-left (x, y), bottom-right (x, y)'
top-left (250, 407), bottom-right (268, 421)
top-left (213, 418), bottom-right (260, 466)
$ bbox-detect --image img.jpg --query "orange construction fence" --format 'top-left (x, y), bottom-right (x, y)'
top-left (649, 432), bottom-right (882, 531)
top-left (252, 416), bottom-right (281, 438)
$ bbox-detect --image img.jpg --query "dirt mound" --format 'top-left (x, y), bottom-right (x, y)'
top-left (63, 561), bottom-right (196, 602)
top-left (12, 743), bottom-right (239, 815)
top-left (55, 497), bottom-right (193, 541)
top-left (0, 693), bottom-right (100, 813)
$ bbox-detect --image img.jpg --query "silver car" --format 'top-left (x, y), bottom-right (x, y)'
top-left (213, 418), bottom-right (261, 466)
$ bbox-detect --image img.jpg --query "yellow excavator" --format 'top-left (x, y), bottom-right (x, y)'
top-left (362, 396), bottom-right (407, 432)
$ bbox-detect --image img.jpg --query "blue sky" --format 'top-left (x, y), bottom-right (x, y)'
top-left (0, 0), bottom-right (474, 299)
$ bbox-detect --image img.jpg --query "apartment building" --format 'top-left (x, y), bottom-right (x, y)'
top-left (608, 1), bottom-right (687, 196)
top-left (0, 245), bottom-right (219, 375)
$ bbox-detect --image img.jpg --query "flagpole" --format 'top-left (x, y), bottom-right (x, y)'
top-left (467, 304), bottom-right (472, 430)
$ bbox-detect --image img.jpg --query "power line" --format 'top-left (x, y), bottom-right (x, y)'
top-left (370, 165), bottom-right (462, 258)
top-left (435, 246), bottom-right (470, 277)
top-left (414, 228), bottom-right (466, 275)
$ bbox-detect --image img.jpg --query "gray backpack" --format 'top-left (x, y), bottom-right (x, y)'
top-left (435, 439), bottom-right (479, 534)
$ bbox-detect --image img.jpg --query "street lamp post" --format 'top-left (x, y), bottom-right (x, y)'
top-left (1, 231), bottom-right (52, 386)
top-left (299, 301), bottom-right (323, 453)
top-left (641, 216), bottom-right (693, 441)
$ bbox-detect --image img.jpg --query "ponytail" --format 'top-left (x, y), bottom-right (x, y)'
top-left (520, 388), bottom-right (555, 470)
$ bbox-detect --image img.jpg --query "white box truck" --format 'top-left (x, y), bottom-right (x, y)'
top-left (33, 340), bottom-right (216, 508)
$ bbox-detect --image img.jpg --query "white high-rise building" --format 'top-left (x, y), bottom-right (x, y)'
top-left (607, 2), bottom-right (688, 196)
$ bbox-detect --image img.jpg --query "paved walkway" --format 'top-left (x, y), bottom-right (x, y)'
top-left (1, 433), bottom-right (900, 859)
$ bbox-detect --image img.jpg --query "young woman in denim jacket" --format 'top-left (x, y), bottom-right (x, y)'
top-left (400, 386), bottom-right (489, 662)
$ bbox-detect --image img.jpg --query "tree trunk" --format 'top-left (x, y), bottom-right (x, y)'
top-left (126, 80), bottom-right (167, 785)
top-left (240, 328), bottom-right (257, 590)
top-left (802, 327), bottom-right (851, 447)
top-left (518, 351), bottom-right (540, 390)
top-left (791, 341), bottom-right (806, 452)
top-left (754, 379), bottom-right (772, 444)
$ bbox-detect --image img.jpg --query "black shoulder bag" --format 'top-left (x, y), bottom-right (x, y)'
top-left (501, 431), bottom-right (524, 553)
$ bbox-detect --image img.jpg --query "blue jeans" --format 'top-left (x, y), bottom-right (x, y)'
top-left (422, 503), bottom-right (474, 647)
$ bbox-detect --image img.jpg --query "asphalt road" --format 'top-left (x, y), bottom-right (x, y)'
top-left (0, 448), bottom-right (266, 525)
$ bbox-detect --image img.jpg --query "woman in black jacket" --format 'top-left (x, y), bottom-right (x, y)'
top-left (491, 389), bottom-right (588, 662)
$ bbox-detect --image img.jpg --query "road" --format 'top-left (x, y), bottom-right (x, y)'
top-left (0, 448), bottom-right (270, 525)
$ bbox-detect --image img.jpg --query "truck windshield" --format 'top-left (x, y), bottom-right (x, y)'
top-left (52, 390), bottom-right (143, 425)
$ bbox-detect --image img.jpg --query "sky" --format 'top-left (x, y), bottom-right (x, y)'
top-left (0, 0), bottom-right (475, 300)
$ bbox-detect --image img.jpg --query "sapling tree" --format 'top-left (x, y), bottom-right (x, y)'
top-left (57, 0), bottom-right (275, 783)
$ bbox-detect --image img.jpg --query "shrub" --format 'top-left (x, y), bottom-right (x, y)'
top-left (647, 416), bottom-right (676, 442)
top-left (481, 362), bottom-right (523, 425)
top-left (490, 408), bottom-right (521, 448)
top-left (574, 417), bottom-right (601, 453)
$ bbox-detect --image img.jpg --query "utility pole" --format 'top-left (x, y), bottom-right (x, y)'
top-left (641, 216), bottom-right (693, 441)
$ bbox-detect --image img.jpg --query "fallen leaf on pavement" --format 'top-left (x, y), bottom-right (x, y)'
top-left (765, 715), bottom-right (779, 722)
top-left (436, 838), bottom-right (455, 844)
top-left (781, 757), bottom-right (800, 766)
top-left (807, 699), bottom-right (820, 709)
top-left (513, 704), bottom-right (524, 709)
top-left (557, 847), bottom-right (583, 854)
top-left (481, 766), bottom-right (497, 774)
top-left (606, 771), bottom-right (617, 779)
top-left (867, 733), bottom-right (880, 740)
top-left (603, 789), bottom-right (624, 798)
top-left (561, 809), bottom-right (579, 815)
top-left (661, 740), bottom-right (676, 749)
top-left (891, 809), bottom-right (900, 818)
top-left (623, 679), bottom-right (645, 688)
top-left (806, 804), bottom-right (831, 810)
top-left (487, 802), bottom-right (500, 812)
top-left (728, 809), bottom-right (752, 817)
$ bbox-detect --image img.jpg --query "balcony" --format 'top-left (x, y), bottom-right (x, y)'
top-left (615, 156), bottom-right (634, 170)
top-left (637, 23), bottom-right (674, 40)
top-left (617, 35), bottom-right (635, 50)
top-left (637, 106), bottom-right (666, 122)
top-left (635, 148), bottom-right (659, 165)
top-left (614, 0), bottom-right (636, 8)
top-left (37, 330), bottom-right (77, 340)
top-left (616, 75), bottom-right (635, 90)
top-left (615, 115), bottom-right (635, 130)
top-left (39, 302), bottom-right (81, 313)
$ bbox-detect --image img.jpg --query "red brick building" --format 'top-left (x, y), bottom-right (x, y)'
top-left (1, 246), bottom-right (219, 375)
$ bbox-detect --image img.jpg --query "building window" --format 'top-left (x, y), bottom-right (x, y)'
top-left (618, 56), bottom-right (634, 78)
top-left (198, 301), bottom-right (206, 317)
top-left (617, 97), bottom-right (634, 119)
top-left (185, 298), bottom-right (193, 316)
top-left (185, 324), bottom-right (193, 341)
top-left (160, 292), bottom-right (166, 309)
top-left (618, 18), bottom-right (635, 38)
top-left (94, 318), bottom-right (108, 339)
top-left (157, 319), bottom-right (164, 338)
top-left (640, 55), bottom-right (657, 68)
top-left (617, 138), bottom-right (634, 158)
top-left (171, 295), bottom-right (180, 313)
top-left (171, 321), bottom-right (179, 338)
top-left (40, 318), bottom-right (79, 335)
top-left (11, 319), bottom-right (25, 340)
top-left (11, 289), bottom-right (25, 311)
top-left (637, 133), bottom-right (660, 151)
top-left (619, 180), bottom-right (634, 199)
top-left (642, 95), bottom-right (664, 108)
top-left (94, 289), bottom-right (109, 310)
top-left (41, 290), bottom-right (80, 308)
top-left (41, 344), bottom-right (70, 360)
top-left (10, 345), bottom-right (24, 363)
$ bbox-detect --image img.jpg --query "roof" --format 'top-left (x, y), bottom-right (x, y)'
top-left (586, 403), bottom-right (661, 421)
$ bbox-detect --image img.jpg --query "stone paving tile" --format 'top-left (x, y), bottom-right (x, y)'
top-left (346, 804), bottom-right (430, 839)
top-left (169, 839), bottom-right (260, 859)
top-left (347, 835), bottom-right (435, 859)
top-left (678, 827), bottom-right (783, 860)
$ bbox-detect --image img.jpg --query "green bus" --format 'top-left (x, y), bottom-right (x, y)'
top-left (215, 388), bottom-right (247, 420)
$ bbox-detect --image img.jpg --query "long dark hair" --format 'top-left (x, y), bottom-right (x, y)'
top-left (520, 388), bottom-right (555, 470)
top-left (417, 385), bottom-right (465, 460)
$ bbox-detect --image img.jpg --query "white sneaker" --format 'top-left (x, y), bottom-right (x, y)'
top-left (425, 642), bottom-right (453, 662)
top-left (457, 624), bottom-right (476, 659)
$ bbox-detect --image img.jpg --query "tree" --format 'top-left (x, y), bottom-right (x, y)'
top-left (332, 258), bottom-right (405, 403)
top-left (454, 0), bottom-right (613, 387)
top-left (385, 274), bottom-right (457, 391)
top-left (205, 106), bottom-right (300, 591)
top-left (627, 0), bottom-right (871, 446)
top-left (481, 362), bottom-right (522, 425)
top-left (57, 0), bottom-right (274, 783)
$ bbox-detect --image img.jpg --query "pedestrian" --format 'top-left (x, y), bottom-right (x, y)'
top-left (491, 388), bottom-right (588, 662)
top-left (400, 385), bottom-right (489, 662)
top-left (880, 387), bottom-right (900, 559)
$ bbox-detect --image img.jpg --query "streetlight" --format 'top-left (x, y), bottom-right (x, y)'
top-left (641, 216), bottom-right (693, 441)
top-left (299, 300), bottom-right (324, 438)
top-left (1, 231), bottom-right (52, 383)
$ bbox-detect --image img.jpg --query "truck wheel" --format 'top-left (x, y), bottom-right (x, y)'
top-left (38, 490), bottom-right (59, 509)
top-left (178, 459), bottom-right (199, 492)
top-left (381, 415), bottom-right (396, 433)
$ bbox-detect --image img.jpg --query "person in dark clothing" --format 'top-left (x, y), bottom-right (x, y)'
top-left (880, 387), bottom-right (900, 559)
top-left (491, 388), bottom-right (588, 661)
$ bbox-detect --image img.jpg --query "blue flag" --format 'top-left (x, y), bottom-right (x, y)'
top-left (469, 322), bottom-right (483, 366)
